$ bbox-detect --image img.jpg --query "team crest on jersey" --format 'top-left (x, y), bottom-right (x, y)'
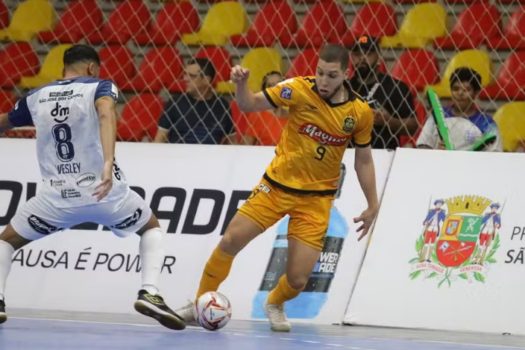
top-left (280, 87), bottom-right (292, 100)
top-left (343, 117), bottom-right (355, 132)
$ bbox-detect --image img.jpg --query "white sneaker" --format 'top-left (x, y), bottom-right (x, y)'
top-left (263, 301), bottom-right (291, 332)
top-left (174, 301), bottom-right (199, 327)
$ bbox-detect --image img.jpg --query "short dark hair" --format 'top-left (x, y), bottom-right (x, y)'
top-left (450, 67), bottom-right (482, 92)
top-left (319, 44), bottom-right (349, 71)
top-left (63, 45), bottom-right (101, 67)
top-left (261, 71), bottom-right (283, 90)
top-left (187, 58), bottom-right (216, 81)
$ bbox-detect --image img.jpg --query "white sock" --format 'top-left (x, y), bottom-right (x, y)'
top-left (139, 228), bottom-right (165, 296)
top-left (0, 241), bottom-right (15, 301)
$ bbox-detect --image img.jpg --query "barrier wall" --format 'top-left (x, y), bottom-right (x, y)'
top-left (344, 148), bottom-right (525, 336)
top-left (0, 139), bottom-right (393, 325)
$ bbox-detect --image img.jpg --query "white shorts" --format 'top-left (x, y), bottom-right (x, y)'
top-left (11, 189), bottom-right (153, 241)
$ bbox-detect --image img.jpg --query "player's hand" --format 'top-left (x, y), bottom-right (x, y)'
top-left (230, 65), bottom-right (250, 84)
top-left (93, 163), bottom-right (113, 202)
top-left (354, 206), bottom-right (379, 241)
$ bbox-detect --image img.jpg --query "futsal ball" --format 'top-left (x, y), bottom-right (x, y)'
top-left (195, 291), bottom-right (232, 331)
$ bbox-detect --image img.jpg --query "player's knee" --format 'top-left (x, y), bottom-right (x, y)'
top-left (286, 274), bottom-right (308, 291)
top-left (0, 225), bottom-right (31, 250)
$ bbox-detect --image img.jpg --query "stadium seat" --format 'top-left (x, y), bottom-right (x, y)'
top-left (38, 0), bottom-right (103, 44)
top-left (220, 48), bottom-right (283, 93)
top-left (87, 0), bottom-right (151, 45)
top-left (486, 6), bottom-right (525, 50)
top-left (391, 0), bottom-right (437, 4)
top-left (400, 98), bottom-right (428, 147)
top-left (182, 2), bottom-right (249, 46)
top-left (121, 47), bottom-right (184, 93)
top-left (434, 4), bottom-right (501, 50)
top-left (0, 43), bottom-right (39, 88)
top-left (426, 49), bottom-right (493, 98)
top-left (0, 1), bottom-right (9, 30)
top-left (286, 48), bottom-right (318, 79)
top-left (443, 0), bottom-right (488, 4)
top-left (341, 3), bottom-right (397, 47)
top-left (493, 102), bottom-right (525, 152)
top-left (19, 44), bottom-right (72, 89)
top-left (0, 0), bottom-right (55, 42)
top-left (0, 89), bottom-right (14, 113)
top-left (195, 47), bottom-right (234, 94)
top-left (380, 3), bottom-right (447, 49)
top-left (340, 0), bottom-right (386, 3)
top-left (479, 52), bottom-right (525, 101)
top-left (117, 94), bottom-right (164, 142)
top-left (99, 46), bottom-right (136, 89)
top-left (134, 2), bottom-right (199, 46)
top-left (390, 49), bottom-right (440, 95)
top-left (230, 2), bottom-right (297, 48)
top-left (280, 2), bottom-right (347, 48)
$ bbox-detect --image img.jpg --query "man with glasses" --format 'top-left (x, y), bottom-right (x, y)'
top-left (154, 58), bottom-right (232, 144)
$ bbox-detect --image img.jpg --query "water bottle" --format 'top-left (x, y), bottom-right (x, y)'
top-left (252, 164), bottom-right (349, 319)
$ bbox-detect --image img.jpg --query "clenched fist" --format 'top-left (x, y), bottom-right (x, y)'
top-left (230, 65), bottom-right (250, 84)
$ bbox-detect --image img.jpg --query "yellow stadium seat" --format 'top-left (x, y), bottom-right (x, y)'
top-left (0, 0), bottom-right (55, 42)
top-left (19, 44), bottom-right (72, 89)
top-left (380, 3), bottom-right (447, 49)
top-left (182, 2), bottom-right (249, 46)
top-left (218, 48), bottom-right (283, 94)
top-left (493, 102), bottom-right (525, 152)
top-left (426, 50), bottom-right (494, 98)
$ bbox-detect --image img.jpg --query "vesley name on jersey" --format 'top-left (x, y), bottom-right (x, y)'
top-left (299, 123), bottom-right (349, 146)
top-left (56, 163), bottom-right (81, 174)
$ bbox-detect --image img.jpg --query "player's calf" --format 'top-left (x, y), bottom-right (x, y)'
top-left (134, 290), bottom-right (186, 331)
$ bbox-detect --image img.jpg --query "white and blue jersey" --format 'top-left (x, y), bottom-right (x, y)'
top-left (417, 106), bottom-right (503, 152)
top-left (8, 77), bottom-right (129, 208)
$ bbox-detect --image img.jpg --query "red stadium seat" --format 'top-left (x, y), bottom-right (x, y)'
top-left (134, 2), bottom-right (199, 46)
top-left (38, 0), bottom-right (103, 44)
top-left (286, 48), bottom-right (318, 78)
top-left (390, 49), bottom-right (440, 95)
top-left (0, 43), bottom-right (39, 88)
top-left (341, 3), bottom-right (397, 47)
top-left (443, 0), bottom-right (489, 4)
top-left (87, 0), bottom-right (151, 45)
top-left (434, 4), bottom-right (501, 50)
top-left (479, 51), bottom-right (525, 100)
top-left (230, 1), bottom-right (297, 47)
top-left (400, 99), bottom-right (428, 148)
top-left (486, 7), bottom-right (525, 50)
top-left (280, 2), bottom-right (347, 48)
top-left (122, 47), bottom-right (184, 93)
top-left (99, 46), bottom-right (136, 89)
top-left (117, 94), bottom-right (165, 142)
top-left (0, 1), bottom-right (9, 30)
top-left (195, 47), bottom-right (232, 85)
top-left (391, 0), bottom-right (436, 4)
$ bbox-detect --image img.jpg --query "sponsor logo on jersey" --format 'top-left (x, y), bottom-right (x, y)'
top-left (49, 90), bottom-right (74, 98)
top-left (61, 189), bottom-right (81, 199)
top-left (76, 173), bottom-right (96, 188)
top-left (280, 87), bottom-right (292, 100)
top-left (50, 179), bottom-right (66, 187)
top-left (27, 215), bottom-right (61, 235)
top-left (112, 208), bottom-right (142, 230)
top-left (299, 123), bottom-right (349, 146)
top-left (343, 117), bottom-right (355, 132)
top-left (56, 163), bottom-right (81, 175)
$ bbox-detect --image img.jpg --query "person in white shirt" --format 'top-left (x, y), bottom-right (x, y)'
top-left (417, 68), bottom-right (502, 152)
top-left (0, 45), bottom-right (185, 330)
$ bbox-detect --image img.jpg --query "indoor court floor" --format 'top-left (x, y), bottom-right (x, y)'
top-left (1, 308), bottom-right (523, 350)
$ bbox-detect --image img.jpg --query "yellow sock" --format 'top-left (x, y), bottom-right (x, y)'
top-left (195, 246), bottom-right (235, 301)
top-left (267, 274), bottom-right (303, 305)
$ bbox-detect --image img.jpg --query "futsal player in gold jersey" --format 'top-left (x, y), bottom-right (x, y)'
top-left (176, 44), bottom-right (379, 332)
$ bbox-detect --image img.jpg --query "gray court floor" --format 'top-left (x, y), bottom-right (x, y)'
top-left (0, 308), bottom-right (523, 350)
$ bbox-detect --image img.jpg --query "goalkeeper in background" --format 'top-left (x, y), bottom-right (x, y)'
top-left (417, 68), bottom-right (502, 152)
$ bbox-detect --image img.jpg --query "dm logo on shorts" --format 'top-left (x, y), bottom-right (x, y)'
top-left (112, 208), bottom-right (142, 230)
top-left (27, 215), bottom-right (62, 235)
top-left (409, 195), bottom-right (503, 287)
top-left (342, 117), bottom-right (355, 132)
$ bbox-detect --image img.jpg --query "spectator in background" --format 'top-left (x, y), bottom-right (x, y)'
top-left (349, 35), bottom-right (418, 149)
top-left (154, 58), bottom-right (232, 144)
top-left (417, 68), bottom-right (502, 152)
top-left (229, 71), bottom-right (289, 145)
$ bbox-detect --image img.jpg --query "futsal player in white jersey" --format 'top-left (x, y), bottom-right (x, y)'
top-left (0, 45), bottom-right (186, 330)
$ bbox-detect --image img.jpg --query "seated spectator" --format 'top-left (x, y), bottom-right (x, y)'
top-left (228, 71), bottom-right (288, 146)
top-left (154, 58), bottom-right (232, 144)
top-left (417, 68), bottom-right (502, 152)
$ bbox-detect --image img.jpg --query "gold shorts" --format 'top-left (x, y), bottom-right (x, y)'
top-left (238, 178), bottom-right (333, 251)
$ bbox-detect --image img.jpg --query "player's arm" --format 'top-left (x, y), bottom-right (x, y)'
top-left (93, 81), bottom-right (119, 201)
top-left (1, 97), bottom-right (34, 134)
top-left (231, 65), bottom-right (300, 114)
top-left (352, 104), bottom-right (379, 241)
